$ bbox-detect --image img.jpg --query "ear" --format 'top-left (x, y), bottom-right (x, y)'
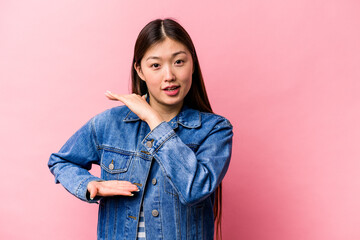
top-left (134, 62), bottom-right (145, 81)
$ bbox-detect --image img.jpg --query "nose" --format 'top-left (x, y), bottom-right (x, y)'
top-left (163, 64), bottom-right (175, 82)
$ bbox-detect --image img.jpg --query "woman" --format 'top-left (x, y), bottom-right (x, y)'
top-left (48, 18), bottom-right (233, 240)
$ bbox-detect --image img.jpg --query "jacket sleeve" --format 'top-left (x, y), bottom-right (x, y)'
top-left (48, 117), bottom-right (103, 203)
top-left (142, 118), bottom-right (233, 206)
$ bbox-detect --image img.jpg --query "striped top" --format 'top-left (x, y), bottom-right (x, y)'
top-left (136, 206), bottom-right (146, 240)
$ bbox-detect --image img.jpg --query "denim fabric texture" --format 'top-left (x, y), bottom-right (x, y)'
top-left (48, 104), bottom-right (233, 240)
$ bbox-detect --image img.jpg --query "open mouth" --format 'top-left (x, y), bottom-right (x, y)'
top-left (164, 86), bottom-right (180, 91)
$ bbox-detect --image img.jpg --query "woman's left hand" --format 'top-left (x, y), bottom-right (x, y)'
top-left (105, 91), bottom-right (163, 130)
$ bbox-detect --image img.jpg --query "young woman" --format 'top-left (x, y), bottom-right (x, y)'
top-left (48, 18), bottom-right (233, 240)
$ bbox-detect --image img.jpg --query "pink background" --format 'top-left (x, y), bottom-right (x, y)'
top-left (1, 0), bottom-right (359, 239)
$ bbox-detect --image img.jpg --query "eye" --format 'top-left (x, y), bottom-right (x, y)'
top-left (151, 63), bottom-right (160, 69)
top-left (175, 59), bottom-right (184, 65)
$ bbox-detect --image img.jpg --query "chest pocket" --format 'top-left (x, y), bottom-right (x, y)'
top-left (100, 149), bottom-right (133, 180)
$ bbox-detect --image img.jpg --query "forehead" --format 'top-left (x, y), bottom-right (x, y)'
top-left (143, 38), bottom-right (189, 58)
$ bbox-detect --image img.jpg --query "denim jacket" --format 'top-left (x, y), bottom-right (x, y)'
top-left (48, 105), bottom-right (233, 240)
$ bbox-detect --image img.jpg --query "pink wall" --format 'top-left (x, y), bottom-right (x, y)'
top-left (1, 0), bottom-right (359, 239)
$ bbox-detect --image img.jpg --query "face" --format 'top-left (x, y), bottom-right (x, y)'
top-left (135, 37), bottom-right (193, 112)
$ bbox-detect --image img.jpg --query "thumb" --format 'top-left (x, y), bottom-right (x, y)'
top-left (87, 181), bottom-right (98, 200)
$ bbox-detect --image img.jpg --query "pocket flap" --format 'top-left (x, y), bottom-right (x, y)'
top-left (101, 150), bottom-right (132, 174)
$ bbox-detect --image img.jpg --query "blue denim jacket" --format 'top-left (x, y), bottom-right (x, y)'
top-left (48, 105), bottom-right (233, 240)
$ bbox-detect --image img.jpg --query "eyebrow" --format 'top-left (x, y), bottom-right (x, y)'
top-left (146, 51), bottom-right (187, 61)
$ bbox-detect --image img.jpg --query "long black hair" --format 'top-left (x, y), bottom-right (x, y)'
top-left (131, 18), bottom-right (222, 239)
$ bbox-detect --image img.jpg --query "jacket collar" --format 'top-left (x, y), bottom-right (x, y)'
top-left (123, 105), bottom-right (201, 129)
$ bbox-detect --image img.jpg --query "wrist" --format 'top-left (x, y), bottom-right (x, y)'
top-left (146, 112), bottom-right (163, 130)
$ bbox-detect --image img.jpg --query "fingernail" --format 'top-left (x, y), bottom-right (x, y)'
top-left (106, 90), bottom-right (112, 93)
top-left (130, 194), bottom-right (134, 196)
top-left (90, 197), bottom-right (94, 200)
top-left (136, 189), bottom-right (140, 192)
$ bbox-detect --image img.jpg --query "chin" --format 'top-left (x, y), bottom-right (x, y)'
top-left (162, 98), bottom-right (184, 107)
top-left (164, 101), bottom-right (182, 107)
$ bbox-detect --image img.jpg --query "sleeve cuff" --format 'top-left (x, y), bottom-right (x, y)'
top-left (76, 176), bottom-right (104, 203)
top-left (142, 122), bottom-right (175, 154)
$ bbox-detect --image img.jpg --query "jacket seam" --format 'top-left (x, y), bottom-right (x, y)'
top-left (76, 176), bottom-right (93, 201)
top-left (97, 146), bottom-right (135, 156)
top-left (154, 154), bottom-right (189, 206)
top-left (90, 118), bottom-right (101, 160)
top-left (154, 131), bottom-right (176, 152)
top-left (97, 146), bottom-right (152, 161)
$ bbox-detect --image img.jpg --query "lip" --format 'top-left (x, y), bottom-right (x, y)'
top-left (162, 85), bottom-right (180, 96)
top-left (162, 85), bottom-right (180, 90)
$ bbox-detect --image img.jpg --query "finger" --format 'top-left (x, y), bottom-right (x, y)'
top-left (96, 181), bottom-right (139, 197)
top-left (105, 92), bottom-right (129, 106)
top-left (112, 92), bottom-right (128, 102)
top-left (112, 181), bottom-right (139, 192)
top-left (87, 182), bottom-right (98, 200)
top-left (111, 94), bottom-right (137, 107)
top-left (98, 187), bottom-right (135, 197)
top-left (105, 91), bottom-right (119, 101)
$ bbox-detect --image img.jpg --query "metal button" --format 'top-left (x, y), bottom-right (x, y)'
top-left (152, 178), bottom-right (157, 185)
top-left (146, 140), bottom-right (153, 148)
top-left (109, 160), bottom-right (114, 170)
top-left (152, 209), bottom-right (159, 217)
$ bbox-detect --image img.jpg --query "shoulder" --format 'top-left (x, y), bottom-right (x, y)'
top-left (91, 105), bottom-right (131, 124)
top-left (188, 110), bottom-right (233, 142)
top-left (200, 111), bottom-right (233, 129)
top-left (180, 105), bottom-right (232, 130)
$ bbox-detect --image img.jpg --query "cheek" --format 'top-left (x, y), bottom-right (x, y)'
top-left (142, 70), bottom-right (159, 84)
top-left (178, 68), bottom-right (193, 84)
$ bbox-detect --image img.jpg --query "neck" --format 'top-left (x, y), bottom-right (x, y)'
top-left (150, 101), bottom-right (183, 122)
top-left (158, 109), bottom-right (180, 122)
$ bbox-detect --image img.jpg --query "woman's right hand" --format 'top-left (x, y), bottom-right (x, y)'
top-left (104, 91), bottom-right (163, 130)
top-left (87, 180), bottom-right (139, 200)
